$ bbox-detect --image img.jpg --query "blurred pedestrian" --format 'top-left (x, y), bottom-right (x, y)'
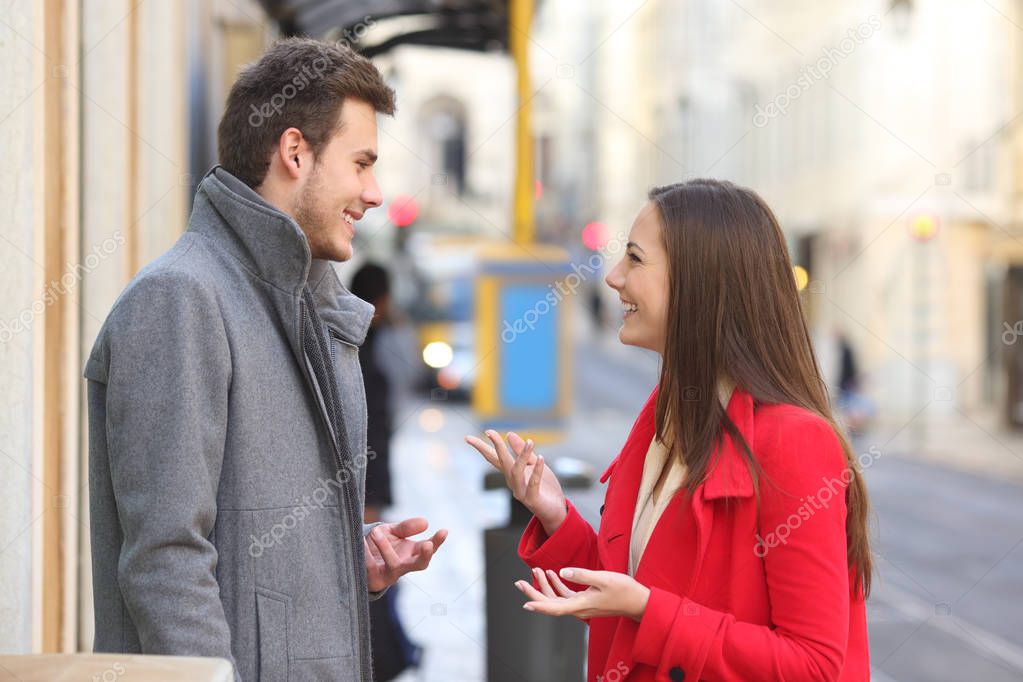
top-left (835, 330), bottom-right (875, 437)
top-left (351, 262), bottom-right (424, 680)
top-left (351, 263), bottom-right (396, 523)
top-left (467, 179), bottom-right (872, 681)
top-left (588, 282), bottom-right (605, 331)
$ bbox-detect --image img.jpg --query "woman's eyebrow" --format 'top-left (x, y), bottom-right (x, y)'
top-left (626, 241), bottom-right (645, 253)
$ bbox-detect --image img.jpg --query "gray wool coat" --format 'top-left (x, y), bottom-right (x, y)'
top-left (85, 166), bottom-right (384, 682)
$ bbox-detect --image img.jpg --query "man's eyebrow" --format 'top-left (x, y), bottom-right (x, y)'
top-left (626, 241), bottom-right (645, 253)
top-left (355, 149), bottom-right (378, 163)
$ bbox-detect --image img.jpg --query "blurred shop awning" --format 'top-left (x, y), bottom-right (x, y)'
top-left (257, 0), bottom-right (511, 56)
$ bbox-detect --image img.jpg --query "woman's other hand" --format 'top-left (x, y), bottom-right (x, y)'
top-left (516, 567), bottom-right (651, 621)
top-left (464, 430), bottom-right (567, 535)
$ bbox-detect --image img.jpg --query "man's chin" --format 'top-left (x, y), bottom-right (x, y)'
top-left (311, 241), bottom-right (353, 263)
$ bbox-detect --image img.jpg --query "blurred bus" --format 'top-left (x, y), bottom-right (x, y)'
top-left (404, 234), bottom-right (496, 400)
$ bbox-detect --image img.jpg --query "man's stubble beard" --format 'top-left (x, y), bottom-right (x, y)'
top-left (294, 166), bottom-right (347, 262)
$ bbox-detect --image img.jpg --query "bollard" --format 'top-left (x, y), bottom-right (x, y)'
top-left (484, 457), bottom-right (592, 682)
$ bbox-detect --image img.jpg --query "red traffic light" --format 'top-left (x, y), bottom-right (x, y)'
top-left (582, 221), bottom-right (609, 250)
top-left (388, 195), bottom-right (419, 227)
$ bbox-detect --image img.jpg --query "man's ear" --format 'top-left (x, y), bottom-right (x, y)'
top-left (278, 127), bottom-right (307, 179)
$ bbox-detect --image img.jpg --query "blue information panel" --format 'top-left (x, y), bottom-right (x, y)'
top-left (473, 244), bottom-right (572, 443)
top-left (498, 284), bottom-right (558, 410)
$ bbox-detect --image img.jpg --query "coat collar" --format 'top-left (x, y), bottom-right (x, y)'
top-left (602, 384), bottom-right (757, 500)
top-left (192, 166), bottom-right (374, 345)
top-left (596, 385), bottom-right (758, 673)
top-left (703, 384), bottom-right (757, 500)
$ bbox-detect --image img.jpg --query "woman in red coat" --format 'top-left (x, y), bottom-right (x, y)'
top-left (466, 179), bottom-right (872, 681)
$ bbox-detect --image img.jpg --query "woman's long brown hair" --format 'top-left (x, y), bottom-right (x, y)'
top-left (649, 179), bottom-right (872, 598)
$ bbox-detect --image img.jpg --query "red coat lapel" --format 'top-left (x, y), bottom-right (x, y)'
top-left (597, 389), bottom-right (657, 576)
top-left (597, 384), bottom-right (758, 675)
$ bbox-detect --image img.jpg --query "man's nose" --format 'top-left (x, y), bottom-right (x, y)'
top-left (362, 174), bottom-right (383, 208)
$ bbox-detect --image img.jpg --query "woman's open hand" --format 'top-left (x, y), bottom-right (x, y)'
top-left (516, 567), bottom-right (650, 621)
top-left (464, 430), bottom-right (567, 535)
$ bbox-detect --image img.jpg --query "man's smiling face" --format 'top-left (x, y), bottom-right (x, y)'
top-left (294, 98), bottom-right (383, 262)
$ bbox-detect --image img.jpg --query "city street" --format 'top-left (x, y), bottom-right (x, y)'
top-left (7, 1), bottom-right (1023, 674)
top-left (385, 322), bottom-right (1023, 682)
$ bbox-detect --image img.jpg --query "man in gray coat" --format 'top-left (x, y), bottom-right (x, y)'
top-left (85, 38), bottom-right (446, 681)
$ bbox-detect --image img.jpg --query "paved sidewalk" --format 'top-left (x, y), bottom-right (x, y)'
top-left (383, 396), bottom-right (507, 682)
top-left (380, 389), bottom-right (626, 682)
top-left (864, 403), bottom-right (1023, 484)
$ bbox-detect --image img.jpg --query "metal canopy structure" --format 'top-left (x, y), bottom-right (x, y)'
top-left (257, 0), bottom-right (510, 57)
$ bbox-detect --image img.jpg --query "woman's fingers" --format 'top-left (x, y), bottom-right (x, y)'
top-left (523, 594), bottom-right (586, 617)
top-left (526, 453), bottom-right (545, 496)
top-left (464, 435), bottom-right (500, 469)
top-left (532, 567), bottom-right (557, 599)
top-left (511, 438), bottom-right (535, 495)
top-left (485, 430), bottom-right (515, 470)
top-left (507, 431), bottom-right (530, 457)
top-left (508, 432), bottom-right (539, 465)
top-left (515, 579), bottom-right (549, 603)
top-left (546, 569), bottom-right (577, 598)
top-left (558, 567), bottom-right (601, 587)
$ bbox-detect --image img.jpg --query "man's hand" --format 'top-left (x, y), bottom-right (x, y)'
top-left (365, 517), bottom-right (448, 592)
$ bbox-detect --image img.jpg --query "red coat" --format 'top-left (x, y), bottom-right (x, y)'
top-left (519, 386), bottom-right (869, 681)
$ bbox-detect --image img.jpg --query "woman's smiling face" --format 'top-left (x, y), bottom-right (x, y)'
top-left (604, 201), bottom-right (670, 354)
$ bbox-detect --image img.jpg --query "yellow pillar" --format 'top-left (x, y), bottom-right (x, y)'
top-left (510, 0), bottom-right (534, 245)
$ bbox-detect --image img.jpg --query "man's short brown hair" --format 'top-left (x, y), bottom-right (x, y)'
top-left (217, 37), bottom-right (396, 189)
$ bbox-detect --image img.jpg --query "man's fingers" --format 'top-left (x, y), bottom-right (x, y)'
top-left (429, 529), bottom-right (448, 550)
top-left (364, 537), bottom-right (382, 563)
top-left (371, 527), bottom-right (401, 569)
top-left (389, 517), bottom-right (428, 538)
top-left (411, 540), bottom-right (434, 569)
top-left (546, 569), bottom-right (577, 598)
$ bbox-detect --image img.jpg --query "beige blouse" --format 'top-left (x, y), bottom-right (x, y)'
top-left (628, 380), bottom-right (735, 576)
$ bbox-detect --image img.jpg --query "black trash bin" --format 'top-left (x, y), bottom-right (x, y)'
top-left (484, 457), bottom-right (592, 682)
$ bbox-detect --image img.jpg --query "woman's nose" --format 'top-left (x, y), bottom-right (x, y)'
top-left (605, 260), bottom-right (624, 291)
